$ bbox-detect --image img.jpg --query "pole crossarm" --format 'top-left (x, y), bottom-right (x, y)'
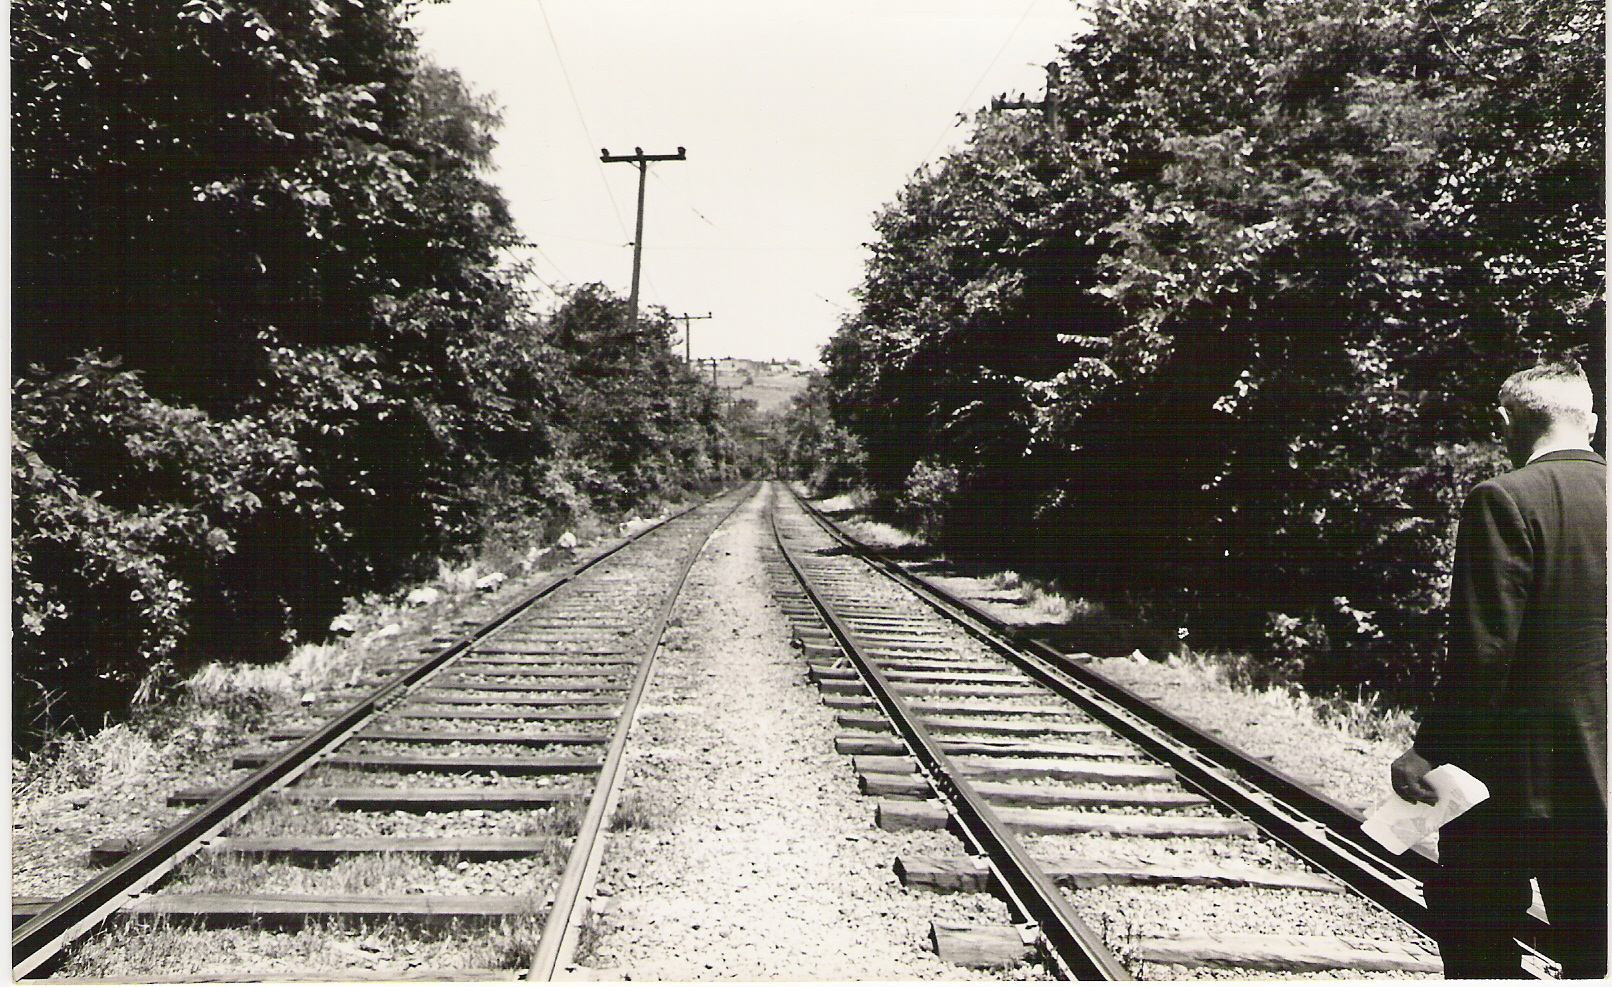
top-left (671, 311), bottom-right (712, 363)
top-left (600, 146), bottom-right (686, 164)
top-left (989, 63), bottom-right (1062, 132)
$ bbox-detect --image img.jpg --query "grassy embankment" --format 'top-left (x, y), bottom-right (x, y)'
top-left (12, 501), bottom-right (674, 810)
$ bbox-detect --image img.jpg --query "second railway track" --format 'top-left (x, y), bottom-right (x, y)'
top-left (15, 486), bottom-right (750, 981)
top-left (766, 482), bottom-right (1455, 980)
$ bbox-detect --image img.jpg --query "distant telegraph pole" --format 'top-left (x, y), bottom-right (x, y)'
top-left (600, 146), bottom-right (686, 327)
top-left (671, 311), bottom-right (712, 363)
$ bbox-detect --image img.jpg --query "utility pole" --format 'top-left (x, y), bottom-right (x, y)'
top-left (991, 62), bottom-right (1062, 133)
top-left (670, 311), bottom-right (712, 363)
top-left (600, 146), bottom-right (687, 328)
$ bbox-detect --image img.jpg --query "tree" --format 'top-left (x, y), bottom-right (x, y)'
top-left (544, 284), bottom-right (739, 508)
top-left (11, 0), bottom-right (529, 727)
top-left (12, 0), bottom-right (520, 406)
top-left (822, 0), bottom-right (1604, 696)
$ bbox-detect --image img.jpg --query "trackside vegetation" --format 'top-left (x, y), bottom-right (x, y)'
top-left (809, 0), bottom-right (1604, 704)
top-left (12, 0), bottom-right (760, 740)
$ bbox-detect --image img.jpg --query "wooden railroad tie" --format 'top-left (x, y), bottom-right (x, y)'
top-left (8, 965), bottom-right (522, 982)
top-left (167, 786), bottom-right (585, 810)
top-left (928, 926), bottom-right (1440, 975)
top-left (371, 661), bottom-right (633, 678)
top-left (824, 696), bottom-right (1073, 717)
top-left (877, 799), bottom-right (1258, 838)
top-left (449, 662), bottom-right (635, 675)
top-left (427, 679), bottom-right (626, 693)
top-left (1131, 933), bottom-right (1443, 974)
top-left (825, 621), bottom-right (940, 631)
top-left (389, 707), bottom-right (616, 721)
top-left (267, 729), bottom-right (609, 746)
top-left (498, 621), bottom-right (636, 631)
top-left (810, 666), bottom-right (1029, 686)
top-left (930, 922), bottom-right (1037, 970)
top-left (860, 772), bottom-right (1205, 810)
top-left (853, 753), bottom-right (1174, 786)
top-left (835, 732), bottom-right (1133, 759)
top-left (465, 644), bottom-right (631, 656)
top-left (811, 657), bottom-right (1006, 674)
top-left (407, 693), bottom-right (620, 706)
top-left (13, 893), bottom-right (548, 930)
top-left (90, 835), bottom-right (564, 865)
top-left (816, 679), bottom-right (1045, 698)
top-left (896, 853), bottom-right (1346, 894)
top-left (835, 711), bottom-right (1112, 737)
top-left (490, 628), bottom-right (633, 638)
top-left (232, 752), bottom-right (604, 774)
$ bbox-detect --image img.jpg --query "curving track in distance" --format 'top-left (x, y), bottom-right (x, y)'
top-left (14, 485), bottom-right (750, 982)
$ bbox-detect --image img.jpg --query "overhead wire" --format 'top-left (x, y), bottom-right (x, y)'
top-left (534, 0), bottom-right (630, 241)
top-left (501, 243), bottom-right (560, 296)
top-left (915, 0), bottom-right (1044, 169)
top-left (530, 242), bottom-right (569, 284)
top-left (652, 168), bottom-right (719, 228)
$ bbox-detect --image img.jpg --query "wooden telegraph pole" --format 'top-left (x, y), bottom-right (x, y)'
top-left (671, 311), bottom-right (712, 363)
top-left (991, 62), bottom-right (1062, 133)
top-left (600, 146), bottom-right (686, 327)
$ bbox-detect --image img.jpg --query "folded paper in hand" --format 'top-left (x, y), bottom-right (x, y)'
top-left (1360, 764), bottom-right (1490, 857)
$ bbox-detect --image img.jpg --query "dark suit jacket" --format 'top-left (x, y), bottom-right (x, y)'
top-left (1415, 449), bottom-right (1607, 822)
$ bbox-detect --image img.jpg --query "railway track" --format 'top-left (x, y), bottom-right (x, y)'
top-left (16, 477), bottom-right (1560, 980)
top-left (13, 486), bottom-right (750, 982)
top-left (765, 481), bottom-right (1473, 980)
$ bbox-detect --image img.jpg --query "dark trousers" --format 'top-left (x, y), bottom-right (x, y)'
top-left (1424, 799), bottom-right (1607, 979)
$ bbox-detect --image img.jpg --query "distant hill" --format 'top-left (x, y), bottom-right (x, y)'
top-left (692, 358), bottom-right (812, 415)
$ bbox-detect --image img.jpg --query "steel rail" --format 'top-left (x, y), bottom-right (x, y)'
top-left (784, 484), bottom-right (1553, 949)
top-left (801, 489), bottom-right (1423, 846)
top-left (529, 485), bottom-right (752, 980)
top-left (768, 484), bottom-right (1132, 981)
top-left (12, 493), bottom-right (725, 980)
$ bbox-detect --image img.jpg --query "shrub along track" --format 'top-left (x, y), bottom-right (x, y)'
top-left (13, 486), bottom-right (750, 982)
top-left (769, 481), bottom-right (1470, 980)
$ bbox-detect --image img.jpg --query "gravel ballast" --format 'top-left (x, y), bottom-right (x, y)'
top-left (577, 487), bottom-right (1039, 980)
top-left (16, 483), bottom-right (1444, 981)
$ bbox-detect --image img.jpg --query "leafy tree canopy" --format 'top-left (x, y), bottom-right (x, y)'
top-left (822, 0), bottom-right (1603, 697)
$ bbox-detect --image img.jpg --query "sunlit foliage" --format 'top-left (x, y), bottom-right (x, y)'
top-left (12, 0), bottom-right (744, 734)
top-left (822, 0), bottom-right (1603, 697)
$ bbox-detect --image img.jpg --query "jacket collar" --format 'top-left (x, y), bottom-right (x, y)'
top-left (1525, 448), bottom-right (1606, 467)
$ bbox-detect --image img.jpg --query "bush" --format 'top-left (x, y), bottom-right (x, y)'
top-left (897, 459), bottom-right (960, 540)
top-left (12, 290), bottom-right (759, 741)
top-left (12, 355), bottom-right (303, 733)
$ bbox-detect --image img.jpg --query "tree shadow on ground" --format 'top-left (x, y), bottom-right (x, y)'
top-left (1015, 620), bottom-right (1177, 662)
top-left (814, 505), bottom-right (862, 523)
top-left (815, 546), bottom-right (1179, 660)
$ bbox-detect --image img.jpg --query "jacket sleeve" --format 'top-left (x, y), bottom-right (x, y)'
top-left (1414, 480), bottom-right (1534, 766)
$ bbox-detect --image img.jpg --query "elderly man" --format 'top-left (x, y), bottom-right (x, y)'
top-left (1392, 360), bottom-right (1606, 979)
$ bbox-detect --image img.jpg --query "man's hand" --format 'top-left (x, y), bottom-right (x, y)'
top-left (1391, 747), bottom-right (1440, 804)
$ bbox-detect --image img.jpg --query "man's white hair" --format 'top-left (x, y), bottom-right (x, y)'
top-left (1498, 360), bottom-right (1596, 431)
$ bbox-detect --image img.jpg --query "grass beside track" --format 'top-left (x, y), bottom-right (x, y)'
top-left (816, 489), bottom-right (1417, 751)
top-left (55, 914), bottom-right (548, 978)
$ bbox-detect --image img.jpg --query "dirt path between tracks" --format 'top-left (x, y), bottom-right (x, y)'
top-left (577, 485), bottom-right (1031, 981)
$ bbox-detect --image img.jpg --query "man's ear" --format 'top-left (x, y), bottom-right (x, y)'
top-left (1497, 405), bottom-right (1512, 429)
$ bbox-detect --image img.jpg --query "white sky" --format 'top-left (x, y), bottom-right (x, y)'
top-left (410, 0), bottom-right (1091, 365)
